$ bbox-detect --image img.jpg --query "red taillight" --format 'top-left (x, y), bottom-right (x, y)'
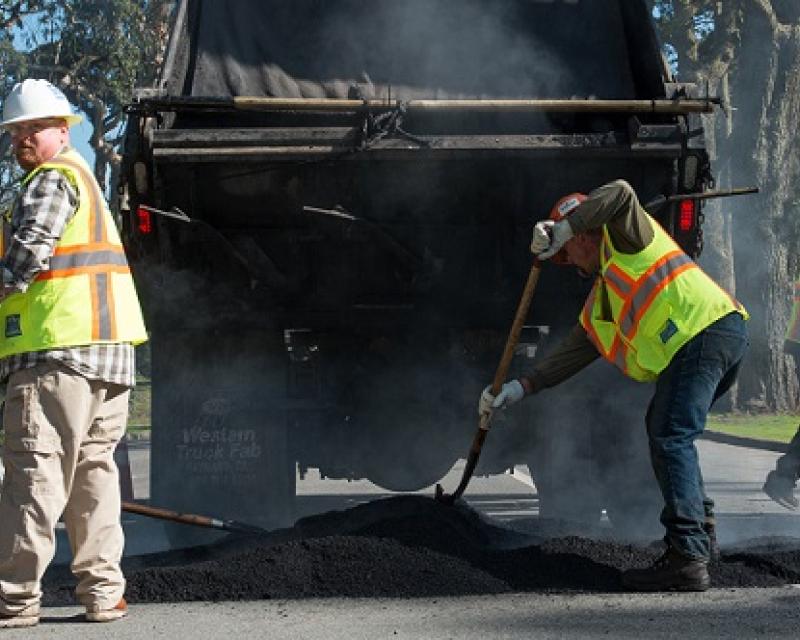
top-left (137, 206), bottom-right (153, 234)
top-left (678, 199), bottom-right (695, 232)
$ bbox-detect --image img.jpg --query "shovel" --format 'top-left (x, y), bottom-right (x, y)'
top-left (435, 259), bottom-right (543, 505)
top-left (122, 500), bottom-right (268, 535)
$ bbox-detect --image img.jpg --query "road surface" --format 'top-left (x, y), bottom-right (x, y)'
top-left (3, 437), bottom-right (799, 638)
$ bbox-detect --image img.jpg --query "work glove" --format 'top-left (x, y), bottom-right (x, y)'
top-left (478, 379), bottom-right (526, 416)
top-left (530, 219), bottom-right (574, 260)
top-left (763, 470), bottom-right (799, 510)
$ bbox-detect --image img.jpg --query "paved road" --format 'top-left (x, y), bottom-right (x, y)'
top-left (8, 438), bottom-right (800, 637)
top-left (11, 587), bottom-right (800, 639)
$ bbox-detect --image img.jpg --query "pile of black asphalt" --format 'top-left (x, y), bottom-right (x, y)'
top-left (42, 495), bottom-right (800, 604)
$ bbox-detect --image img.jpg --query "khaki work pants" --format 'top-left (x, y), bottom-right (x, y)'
top-left (0, 362), bottom-right (129, 615)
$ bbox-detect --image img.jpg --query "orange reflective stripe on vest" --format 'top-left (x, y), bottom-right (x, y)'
top-left (580, 216), bottom-right (745, 381)
top-left (618, 250), bottom-right (696, 339)
top-left (52, 154), bottom-right (108, 244)
top-left (595, 251), bottom-right (697, 375)
top-left (34, 153), bottom-right (123, 340)
top-left (604, 263), bottom-right (634, 299)
top-left (52, 154), bottom-right (107, 242)
top-left (584, 250), bottom-right (698, 374)
top-left (580, 280), bottom-right (628, 372)
top-left (0, 147), bottom-right (147, 357)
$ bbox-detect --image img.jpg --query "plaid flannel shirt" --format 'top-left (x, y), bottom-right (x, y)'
top-left (0, 153), bottom-right (135, 387)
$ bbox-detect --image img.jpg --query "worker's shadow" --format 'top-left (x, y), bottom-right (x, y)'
top-left (40, 613), bottom-right (119, 624)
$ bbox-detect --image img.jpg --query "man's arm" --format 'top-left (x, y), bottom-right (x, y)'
top-left (519, 324), bottom-right (600, 394)
top-left (0, 169), bottom-right (78, 298)
top-left (566, 179), bottom-right (654, 254)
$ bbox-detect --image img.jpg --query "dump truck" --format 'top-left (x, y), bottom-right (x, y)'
top-left (119, 0), bottom-right (717, 537)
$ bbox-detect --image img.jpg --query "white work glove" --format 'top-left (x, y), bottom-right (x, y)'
top-left (530, 219), bottom-right (574, 259)
top-left (477, 380), bottom-right (526, 416)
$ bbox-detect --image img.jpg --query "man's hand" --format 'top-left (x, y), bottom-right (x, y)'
top-left (530, 220), bottom-right (554, 255)
top-left (477, 379), bottom-right (526, 416)
top-left (530, 219), bottom-right (574, 259)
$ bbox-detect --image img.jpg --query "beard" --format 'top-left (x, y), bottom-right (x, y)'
top-left (14, 146), bottom-right (39, 171)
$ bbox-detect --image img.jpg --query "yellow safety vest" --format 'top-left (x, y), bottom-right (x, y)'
top-left (787, 280), bottom-right (800, 344)
top-left (0, 148), bottom-right (147, 357)
top-left (580, 216), bottom-right (747, 382)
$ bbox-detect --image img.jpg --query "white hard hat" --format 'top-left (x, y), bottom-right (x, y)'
top-left (1, 79), bottom-right (82, 128)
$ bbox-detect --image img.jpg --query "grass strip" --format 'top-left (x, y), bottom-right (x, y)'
top-left (706, 413), bottom-right (800, 443)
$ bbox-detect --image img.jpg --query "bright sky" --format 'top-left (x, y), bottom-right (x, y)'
top-left (70, 114), bottom-right (95, 162)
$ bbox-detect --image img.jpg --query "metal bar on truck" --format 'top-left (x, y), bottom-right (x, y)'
top-left (152, 147), bottom-right (683, 163)
top-left (150, 133), bottom-right (684, 162)
top-left (152, 146), bottom-right (345, 160)
top-left (135, 96), bottom-right (718, 115)
top-left (149, 127), bottom-right (359, 148)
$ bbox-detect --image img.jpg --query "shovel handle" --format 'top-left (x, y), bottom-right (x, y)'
top-left (489, 259), bottom-right (542, 398)
top-left (435, 259), bottom-right (543, 505)
top-left (122, 501), bottom-right (266, 535)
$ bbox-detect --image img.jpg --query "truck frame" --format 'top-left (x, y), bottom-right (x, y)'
top-left (119, 0), bottom-right (716, 538)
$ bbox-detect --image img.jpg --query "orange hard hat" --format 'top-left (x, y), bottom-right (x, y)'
top-left (547, 192), bottom-right (587, 264)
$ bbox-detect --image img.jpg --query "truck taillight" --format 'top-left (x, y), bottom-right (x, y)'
top-left (137, 206), bottom-right (153, 234)
top-left (678, 199), bottom-right (695, 232)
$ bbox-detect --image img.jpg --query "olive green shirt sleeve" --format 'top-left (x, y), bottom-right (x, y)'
top-left (522, 324), bottom-right (600, 392)
top-left (520, 180), bottom-right (654, 393)
top-left (566, 179), bottom-right (654, 253)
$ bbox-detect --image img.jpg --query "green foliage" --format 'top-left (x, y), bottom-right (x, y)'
top-left (0, 3), bottom-right (46, 206)
top-left (707, 413), bottom-right (800, 443)
top-left (0, 0), bottom-right (175, 197)
top-left (128, 377), bottom-right (151, 429)
top-left (25, 1), bottom-right (167, 117)
top-left (648, 0), bottom-right (730, 80)
top-left (651, 1), bottom-right (718, 37)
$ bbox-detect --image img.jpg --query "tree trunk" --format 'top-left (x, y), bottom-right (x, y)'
top-left (718, 3), bottom-right (800, 411)
top-left (697, 112), bottom-right (740, 410)
top-left (659, 1), bottom-right (800, 411)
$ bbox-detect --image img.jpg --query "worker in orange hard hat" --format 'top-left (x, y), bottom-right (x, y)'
top-left (477, 179), bottom-right (749, 592)
top-left (535, 192), bottom-right (588, 265)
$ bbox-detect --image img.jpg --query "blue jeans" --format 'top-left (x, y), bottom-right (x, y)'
top-left (646, 311), bottom-right (749, 560)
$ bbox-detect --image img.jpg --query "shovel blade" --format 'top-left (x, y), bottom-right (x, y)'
top-left (434, 483), bottom-right (456, 505)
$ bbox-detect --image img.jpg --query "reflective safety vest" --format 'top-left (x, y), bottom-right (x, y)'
top-left (0, 148), bottom-right (147, 357)
top-left (787, 279), bottom-right (800, 344)
top-left (580, 216), bottom-right (747, 382)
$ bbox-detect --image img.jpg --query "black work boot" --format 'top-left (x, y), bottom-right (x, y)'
top-left (763, 470), bottom-right (799, 510)
top-left (622, 547), bottom-right (710, 592)
top-left (704, 521), bottom-right (720, 562)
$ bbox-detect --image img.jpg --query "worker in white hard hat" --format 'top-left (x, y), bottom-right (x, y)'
top-left (0, 79), bottom-right (147, 628)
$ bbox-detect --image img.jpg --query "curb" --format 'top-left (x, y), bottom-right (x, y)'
top-left (126, 431), bottom-right (151, 442)
top-left (701, 430), bottom-right (788, 453)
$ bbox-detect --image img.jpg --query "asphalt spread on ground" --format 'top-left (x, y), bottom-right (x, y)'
top-left (42, 495), bottom-right (800, 603)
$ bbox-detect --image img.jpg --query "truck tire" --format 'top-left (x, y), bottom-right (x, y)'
top-left (359, 394), bottom-right (461, 492)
